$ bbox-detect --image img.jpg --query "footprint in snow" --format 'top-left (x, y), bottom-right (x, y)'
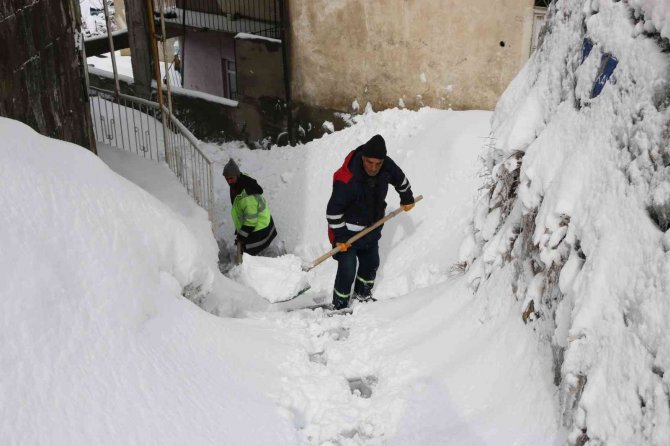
top-left (347, 375), bottom-right (378, 399)
top-left (324, 326), bottom-right (350, 341)
top-left (308, 351), bottom-right (327, 365)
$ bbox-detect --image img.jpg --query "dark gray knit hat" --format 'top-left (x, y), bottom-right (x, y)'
top-left (362, 134), bottom-right (387, 159)
top-left (222, 158), bottom-right (240, 177)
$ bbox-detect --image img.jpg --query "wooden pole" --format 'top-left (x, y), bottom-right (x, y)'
top-left (145, 0), bottom-right (172, 166)
top-left (125, 0), bottom-right (153, 98)
top-left (102, 0), bottom-right (121, 95)
top-left (159, 0), bottom-right (173, 114)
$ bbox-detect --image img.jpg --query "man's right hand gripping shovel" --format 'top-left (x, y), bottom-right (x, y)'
top-left (335, 242), bottom-right (351, 252)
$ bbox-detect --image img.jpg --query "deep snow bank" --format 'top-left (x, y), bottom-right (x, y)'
top-left (462, 1), bottom-right (670, 445)
top-left (0, 119), bottom-right (299, 445)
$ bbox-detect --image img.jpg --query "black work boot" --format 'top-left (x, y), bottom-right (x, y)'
top-left (353, 292), bottom-right (377, 303)
top-left (353, 276), bottom-right (375, 302)
top-left (332, 293), bottom-right (350, 310)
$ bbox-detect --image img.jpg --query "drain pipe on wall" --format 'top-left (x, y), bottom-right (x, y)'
top-left (145, 0), bottom-right (173, 167)
top-left (278, 0), bottom-right (295, 146)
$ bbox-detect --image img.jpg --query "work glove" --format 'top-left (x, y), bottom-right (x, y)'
top-left (236, 225), bottom-right (254, 244)
top-left (402, 202), bottom-right (415, 212)
top-left (336, 242), bottom-right (352, 252)
top-left (233, 231), bottom-right (244, 248)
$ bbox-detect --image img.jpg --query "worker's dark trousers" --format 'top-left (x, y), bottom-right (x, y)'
top-left (332, 241), bottom-right (379, 306)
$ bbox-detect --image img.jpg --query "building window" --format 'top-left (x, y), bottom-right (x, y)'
top-left (222, 58), bottom-right (237, 100)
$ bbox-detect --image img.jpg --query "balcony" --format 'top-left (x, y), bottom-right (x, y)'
top-left (154, 0), bottom-right (281, 39)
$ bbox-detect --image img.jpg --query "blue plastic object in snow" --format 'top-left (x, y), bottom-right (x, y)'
top-left (580, 38), bottom-right (593, 64)
top-left (591, 54), bottom-right (618, 98)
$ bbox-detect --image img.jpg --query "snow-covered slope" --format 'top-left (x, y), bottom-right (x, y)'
top-left (2, 101), bottom-right (567, 444)
top-left (0, 118), bottom-right (299, 445)
top-left (463, 1), bottom-right (670, 444)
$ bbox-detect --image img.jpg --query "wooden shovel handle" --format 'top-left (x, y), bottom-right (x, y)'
top-left (305, 195), bottom-right (423, 271)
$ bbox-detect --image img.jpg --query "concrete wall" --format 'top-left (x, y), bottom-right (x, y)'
top-left (182, 29), bottom-right (235, 97)
top-left (0, 0), bottom-right (95, 151)
top-left (288, 0), bottom-right (535, 112)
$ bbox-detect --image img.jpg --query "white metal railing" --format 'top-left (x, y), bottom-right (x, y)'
top-left (89, 86), bottom-right (214, 219)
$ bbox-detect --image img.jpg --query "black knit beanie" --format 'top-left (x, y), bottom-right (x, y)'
top-left (222, 158), bottom-right (240, 177)
top-left (361, 134), bottom-right (387, 159)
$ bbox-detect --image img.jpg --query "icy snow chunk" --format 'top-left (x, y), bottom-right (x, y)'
top-left (352, 99), bottom-right (360, 111)
top-left (548, 225), bottom-right (568, 249)
top-left (481, 207), bottom-right (502, 242)
top-left (458, 231), bottom-right (476, 263)
top-left (365, 102), bottom-right (374, 114)
top-left (229, 254), bottom-right (308, 303)
top-left (559, 251), bottom-right (584, 294)
top-left (419, 72), bottom-right (427, 83)
top-left (497, 92), bottom-right (544, 153)
top-left (526, 272), bottom-right (545, 303)
top-left (322, 121), bottom-right (334, 133)
top-left (398, 98), bottom-right (405, 108)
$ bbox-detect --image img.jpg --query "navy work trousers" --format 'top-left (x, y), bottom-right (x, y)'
top-left (332, 241), bottom-right (379, 304)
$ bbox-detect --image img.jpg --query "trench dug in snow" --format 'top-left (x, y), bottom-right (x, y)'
top-left (206, 109), bottom-right (522, 445)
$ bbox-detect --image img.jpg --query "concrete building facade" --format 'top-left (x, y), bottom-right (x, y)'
top-left (288, 0), bottom-right (536, 112)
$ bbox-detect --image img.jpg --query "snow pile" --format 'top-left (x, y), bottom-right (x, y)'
top-left (629, 0), bottom-right (670, 39)
top-left (230, 253), bottom-right (310, 303)
top-left (0, 119), bottom-right (298, 445)
top-left (96, 144), bottom-right (270, 317)
top-left (462, 0), bottom-right (670, 444)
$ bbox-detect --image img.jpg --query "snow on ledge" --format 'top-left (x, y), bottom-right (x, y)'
top-left (151, 81), bottom-right (239, 107)
top-left (234, 32), bottom-right (281, 44)
top-left (84, 29), bottom-right (128, 42)
top-left (88, 66), bottom-right (135, 85)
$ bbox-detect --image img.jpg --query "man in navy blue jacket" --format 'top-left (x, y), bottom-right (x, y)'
top-left (326, 134), bottom-right (415, 310)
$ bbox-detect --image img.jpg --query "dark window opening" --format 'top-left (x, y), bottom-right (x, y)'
top-left (222, 58), bottom-right (238, 100)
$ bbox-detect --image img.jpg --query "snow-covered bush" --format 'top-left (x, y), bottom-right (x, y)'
top-left (464, 0), bottom-right (670, 444)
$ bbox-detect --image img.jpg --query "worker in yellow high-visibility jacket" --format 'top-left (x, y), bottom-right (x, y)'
top-left (223, 159), bottom-right (277, 255)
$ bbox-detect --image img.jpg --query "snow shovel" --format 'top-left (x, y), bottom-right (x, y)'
top-left (302, 194), bottom-right (424, 272)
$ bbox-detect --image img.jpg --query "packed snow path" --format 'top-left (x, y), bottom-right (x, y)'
top-left (251, 305), bottom-right (415, 445)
